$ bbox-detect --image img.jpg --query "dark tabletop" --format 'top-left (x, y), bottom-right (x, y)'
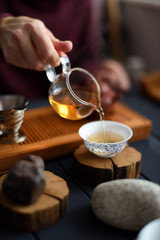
top-left (0, 86), bottom-right (160, 240)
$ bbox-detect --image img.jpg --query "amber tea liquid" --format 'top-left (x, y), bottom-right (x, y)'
top-left (49, 87), bottom-right (109, 140)
top-left (87, 131), bottom-right (124, 143)
top-left (49, 85), bottom-right (123, 144)
top-left (49, 89), bottom-right (100, 120)
top-left (49, 77), bottom-right (124, 143)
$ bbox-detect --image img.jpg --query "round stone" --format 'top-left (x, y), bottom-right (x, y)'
top-left (91, 179), bottom-right (160, 231)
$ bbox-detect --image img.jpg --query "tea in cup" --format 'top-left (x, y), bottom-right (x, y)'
top-left (79, 120), bottom-right (133, 158)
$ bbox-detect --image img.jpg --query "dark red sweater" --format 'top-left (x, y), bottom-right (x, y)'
top-left (0, 0), bottom-right (102, 99)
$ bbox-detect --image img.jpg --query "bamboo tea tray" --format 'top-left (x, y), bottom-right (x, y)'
top-left (0, 102), bottom-right (152, 173)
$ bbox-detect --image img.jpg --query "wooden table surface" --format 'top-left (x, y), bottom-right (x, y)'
top-left (0, 86), bottom-right (160, 240)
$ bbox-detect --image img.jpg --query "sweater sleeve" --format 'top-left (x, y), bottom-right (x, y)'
top-left (73, 0), bottom-right (103, 73)
top-left (0, 13), bottom-right (12, 21)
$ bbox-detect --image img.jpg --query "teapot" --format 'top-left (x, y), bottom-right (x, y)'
top-left (46, 54), bottom-right (104, 120)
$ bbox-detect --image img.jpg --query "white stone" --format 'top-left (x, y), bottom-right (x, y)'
top-left (91, 179), bottom-right (160, 231)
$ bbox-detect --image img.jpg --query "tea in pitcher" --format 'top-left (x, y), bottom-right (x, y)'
top-left (47, 54), bottom-right (105, 120)
top-left (49, 88), bottom-right (99, 120)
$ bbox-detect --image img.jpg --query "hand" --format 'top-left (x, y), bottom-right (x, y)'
top-left (0, 16), bottom-right (73, 70)
top-left (95, 59), bottom-right (131, 111)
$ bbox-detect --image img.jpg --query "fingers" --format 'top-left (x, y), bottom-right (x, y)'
top-left (100, 60), bottom-right (131, 91)
top-left (2, 29), bottom-right (37, 69)
top-left (95, 59), bottom-right (130, 111)
top-left (99, 81), bottom-right (122, 112)
top-left (53, 39), bottom-right (73, 53)
top-left (27, 20), bottom-right (60, 68)
top-left (29, 22), bottom-right (73, 68)
top-left (1, 16), bottom-right (73, 70)
top-left (14, 29), bottom-right (48, 70)
top-left (47, 29), bottom-right (73, 53)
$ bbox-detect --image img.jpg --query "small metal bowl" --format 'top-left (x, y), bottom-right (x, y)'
top-left (79, 120), bottom-right (133, 158)
top-left (0, 95), bottom-right (29, 144)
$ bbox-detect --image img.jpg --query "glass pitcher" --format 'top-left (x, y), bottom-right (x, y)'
top-left (46, 54), bottom-right (104, 120)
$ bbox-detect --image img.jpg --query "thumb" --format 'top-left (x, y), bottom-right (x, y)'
top-left (53, 39), bottom-right (73, 53)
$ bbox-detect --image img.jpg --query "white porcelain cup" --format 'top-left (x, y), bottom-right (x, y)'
top-left (137, 218), bottom-right (160, 240)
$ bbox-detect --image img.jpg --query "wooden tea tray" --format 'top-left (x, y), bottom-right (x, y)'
top-left (141, 71), bottom-right (160, 103)
top-left (0, 102), bottom-right (152, 173)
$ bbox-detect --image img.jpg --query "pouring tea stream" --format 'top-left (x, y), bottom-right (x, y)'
top-left (45, 54), bottom-right (128, 148)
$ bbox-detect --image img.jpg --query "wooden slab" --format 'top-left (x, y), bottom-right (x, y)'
top-left (0, 102), bottom-right (151, 173)
top-left (0, 170), bottom-right (69, 232)
top-left (73, 144), bottom-right (142, 185)
top-left (141, 71), bottom-right (160, 103)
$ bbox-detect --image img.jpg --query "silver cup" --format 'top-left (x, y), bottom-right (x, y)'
top-left (0, 95), bottom-right (29, 144)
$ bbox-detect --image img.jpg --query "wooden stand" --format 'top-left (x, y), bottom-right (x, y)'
top-left (0, 171), bottom-right (69, 232)
top-left (73, 144), bottom-right (142, 185)
top-left (0, 102), bottom-right (151, 174)
top-left (141, 71), bottom-right (160, 103)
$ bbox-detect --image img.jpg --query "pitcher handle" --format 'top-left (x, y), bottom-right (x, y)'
top-left (60, 52), bottom-right (71, 74)
top-left (46, 53), bottom-right (71, 82)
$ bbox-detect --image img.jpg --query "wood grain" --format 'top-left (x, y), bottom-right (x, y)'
top-left (0, 171), bottom-right (69, 232)
top-left (0, 102), bottom-right (151, 173)
top-left (73, 144), bottom-right (141, 185)
top-left (141, 71), bottom-right (160, 103)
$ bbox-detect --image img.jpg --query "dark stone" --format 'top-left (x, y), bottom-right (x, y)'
top-left (2, 159), bottom-right (46, 204)
top-left (23, 154), bottom-right (45, 170)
